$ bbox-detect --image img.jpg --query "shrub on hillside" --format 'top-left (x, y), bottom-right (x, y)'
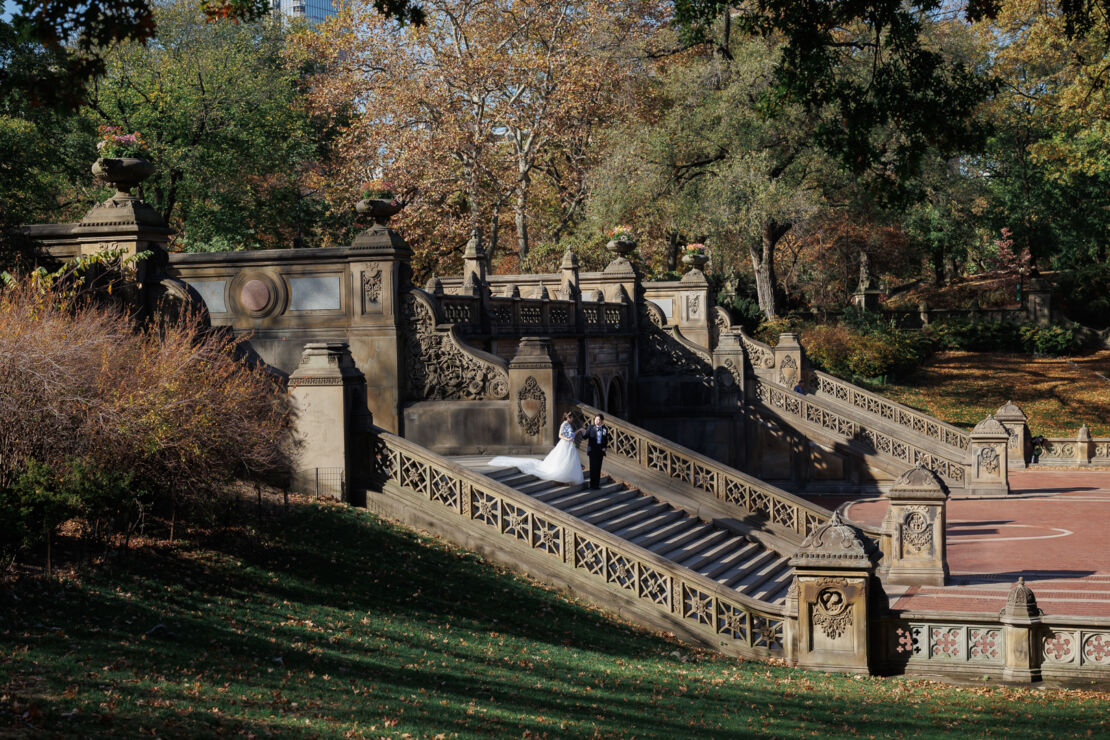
top-left (929, 319), bottom-right (1082, 356)
top-left (802, 325), bottom-right (930, 381)
top-left (0, 279), bottom-right (294, 565)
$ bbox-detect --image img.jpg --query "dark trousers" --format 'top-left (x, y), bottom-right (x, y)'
top-left (588, 452), bottom-right (604, 489)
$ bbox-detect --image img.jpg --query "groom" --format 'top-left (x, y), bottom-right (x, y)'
top-left (584, 414), bottom-right (610, 489)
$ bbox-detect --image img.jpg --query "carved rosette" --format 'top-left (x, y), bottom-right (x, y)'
top-left (402, 292), bottom-right (510, 401)
top-left (812, 578), bottom-right (853, 640)
top-left (978, 446), bottom-right (1000, 476)
top-left (516, 376), bottom-right (547, 437)
top-left (901, 506), bottom-right (933, 556)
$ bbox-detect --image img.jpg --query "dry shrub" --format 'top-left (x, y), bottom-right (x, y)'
top-left (0, 279), bottom-right (294, 522)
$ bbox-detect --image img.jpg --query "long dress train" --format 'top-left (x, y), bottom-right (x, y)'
top-left (488, 421), bottom-right (584, 485)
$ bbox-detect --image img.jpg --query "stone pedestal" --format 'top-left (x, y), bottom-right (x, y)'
top-left (967, 415), bottom-right (1010, 497)
top-left (508, 337), bottom-right (559, 450)
top-left (288, 342), bottom-right (367, 499)
top-left (995, 400), bottom-right (1030, 468)
top-left (673, 268), bottom-right (711, 347)
top-left (789, 512), bottom-right (875, 674)
top-left (1025, 277), bottom-right (1052, 326)
top-left (1000, 577), bottom-right (1043, 682)
top-left (774, 333), bottom-right (805, 389)
top-left (880, 466), bottom-right (948, 586)
top-left (558, 249), bottom-right (580, 301)
top-left (851, 289), bottom-right (883, 312)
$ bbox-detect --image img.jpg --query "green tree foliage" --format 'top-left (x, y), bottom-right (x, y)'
top-left (87, 0), bottom-right (327, 250)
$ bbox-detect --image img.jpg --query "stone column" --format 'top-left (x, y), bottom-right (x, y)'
top-left (508, 337), bottom-right (559, 451)
top-left (288, 342), bottom-right (367, 500)
top-left (349, 208), bottom-right (413, 434)
top-left (774, 333), bottom-right (805, 389)
top-left (995, 401), bottom-right (1030, 469)
top-left (675, 268), bottom-right (711, 348)
top-left (999, 577), bottom-right (1043, 683)
top-left (789, 512), bottom-right (875, 674)
top-left (880, 466), bottom-right (948, 586)
top-left (1076, 424), bottom-right (1092, 466)
top-left (462, 228), bottom-right (488, 289)
top-left (967, 415), bottom-right (1010, 497)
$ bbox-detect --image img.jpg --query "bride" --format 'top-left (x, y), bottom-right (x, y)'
top-left (489, 412), bottom-right (585, 485)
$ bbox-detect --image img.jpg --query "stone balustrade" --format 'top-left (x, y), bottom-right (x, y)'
top-left (370, 425), bottom-right (792, 659)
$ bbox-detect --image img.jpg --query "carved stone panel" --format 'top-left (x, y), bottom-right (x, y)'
top-left (517, 376), bottom-right (547, 438)
top-left (361, 266), bottom-right (383, 314)
top-left (778, 355), bottom-right (798, 387)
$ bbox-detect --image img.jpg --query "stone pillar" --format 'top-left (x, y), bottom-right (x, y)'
top-left (880, 466), bottom-right (948, 586)
top-left (789, 512), bottom-right (875, 674)
top-left (1025, 276), bottom-right (1053, 326)
top-left (918, 300), bottom-right (930, 327)
top-left (508, 337), bottom-right (559, 451)
top-left (774, 333), bottom-right (805, 389)
top-left (967, 415), bottom-right (1010, 497)
top-left (559, 249), bottom-right (580, 300)
top-left (462, 228), bottom-right (488, 289)
top-left (674, 268), bottom-right (711, 348)
top-left (999, 577), bottom-right (1043, 683)
top-left (349, 208), bottom-right (413, 435)
top-left (288, 342), bottom-right (367, 499)
top-left (995, 401), bottom-right (1030, 468)
top-left (1076, 424), bottom-right (1092, 466)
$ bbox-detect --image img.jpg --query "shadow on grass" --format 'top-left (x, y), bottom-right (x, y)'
top-left (2, 502), bottom-right (1105, 738)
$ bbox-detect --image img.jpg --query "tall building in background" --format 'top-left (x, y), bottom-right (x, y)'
top-left (271, 0), bottom-right (336, 24)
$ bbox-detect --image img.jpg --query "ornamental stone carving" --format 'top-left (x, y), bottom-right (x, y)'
top-left (778, 354), bottom-right (798, 387)
top-left (361, 267), bottom-right (383, 312)
top-left (516, 375), bottom-right (547, 438)
top-left (790, 511), bottom-right (872, 569)
top-left (901, 506), bottom-right (932, 555)
top-left (812, 579), bottom-right (853, 640)
top-left (638, 306), bottom-right (713, 379)
top-left (402, 291), bottom-right (510, 402)
top-left (740, 332), bottom-right (776, 369)
top-left (978, 446), bottom-right (1000, 475)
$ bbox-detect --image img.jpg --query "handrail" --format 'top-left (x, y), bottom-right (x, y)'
top-left (809, 369), bottom-right (970, 452)
top-left (751, 376), bottom-right (967, 486)
top-left (371, 427), bottom-right (791, 656)
top-left (573, 403), bottom-right (870, 541)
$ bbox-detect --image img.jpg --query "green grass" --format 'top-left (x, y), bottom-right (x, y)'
top-left (2, 500), bottom-right (1107, 738)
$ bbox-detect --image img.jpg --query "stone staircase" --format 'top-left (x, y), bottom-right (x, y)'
top-left (455, 458), bottom-right (794, 605)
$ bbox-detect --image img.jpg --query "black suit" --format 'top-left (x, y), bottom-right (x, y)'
top-left (585, 424), bottom-right (609, 489)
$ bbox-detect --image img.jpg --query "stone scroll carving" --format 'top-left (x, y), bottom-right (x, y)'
top-left (978, 447), bottom-right (1000, 476)
top-left (402, 291), bottom-right (509, 402)
top-left (739, 330), bottom-right (776, 369)
top-left (638, 304), bottom-right (713, 380)
top-left (516, 376), bottom-right (547, 437)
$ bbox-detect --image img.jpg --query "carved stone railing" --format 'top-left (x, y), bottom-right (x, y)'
top-left (752, 377), bottom-right (967, 486)
top-left (436, 291), bottom-right (631, 337)
top-left (877, 611), bottom-right (1110, 681)
top-left (738, 329), bottom-right (775, 370)
top-left (810, 369), bottom-right (970, 452)
top-left (1036, 433), bottom-right (1110, 466)
top-left (573, 403), bottom-right (873, 544)
top-left (371, 427), bottom-right (792, 658)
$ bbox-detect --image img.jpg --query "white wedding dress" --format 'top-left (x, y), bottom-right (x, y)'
top-left (489, 421), bottom-right (585, 485)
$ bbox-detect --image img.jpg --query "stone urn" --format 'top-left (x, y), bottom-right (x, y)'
top-left (92, 157), bottom-right (155, 195)
top-left (682, 252), bottom-right (708, 269)
top-left (606, 238), bottom-right (637, 257)
top-left (356, 197), bottom-right (404, 226)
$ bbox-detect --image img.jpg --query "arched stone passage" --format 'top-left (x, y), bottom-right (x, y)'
top-left (607, 376), bottom-right (624, 417)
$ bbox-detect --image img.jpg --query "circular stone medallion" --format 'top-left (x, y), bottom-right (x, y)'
top-left (241, 279), bottom-right (272, 312)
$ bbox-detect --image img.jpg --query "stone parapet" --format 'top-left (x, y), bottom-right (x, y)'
top-left (880, 466), bottom-right (949, 586)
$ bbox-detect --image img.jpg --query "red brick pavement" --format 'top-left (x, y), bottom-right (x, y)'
top-left (809, 471), bottom-right (1110, 618)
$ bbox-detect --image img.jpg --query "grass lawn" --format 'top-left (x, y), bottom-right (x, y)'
top-left (2, 499), bottom-right (1107, 738)
top-left (879, 350), bottom-right (1110, 437)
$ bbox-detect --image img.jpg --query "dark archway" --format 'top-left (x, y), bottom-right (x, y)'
top-left (607, 376), bottom-right (624, 417)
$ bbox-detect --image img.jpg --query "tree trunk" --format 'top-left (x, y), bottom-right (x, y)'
top-left (514, 175), bottom-right (530, 266)
top-left (751, 218), bottom-right (787, 319)
top-left (666, 231), bottom-right (679, 272)
top-left (488, 208), bottom-right (500, 272)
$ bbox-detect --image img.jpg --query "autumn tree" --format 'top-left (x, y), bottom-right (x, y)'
top-left (294, 0), bottom-right (664, 276)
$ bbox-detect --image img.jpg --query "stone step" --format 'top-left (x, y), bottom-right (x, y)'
top-left (749, 563), bottom-right (794, 602)
top-left (638, 521), bottom-right (711, 554)
top-left (729, 554), bottom-right (789, 595)
top-left (601, 504), bottom-right (678, 537)
top-left (714, 549), bottom-right (778, 589)
top-left (577, 496), bottom-right (649, 526)
top-left (544, 484), bottom-right (618, 509)
top-left (666, 530), bottom-right (738, 569)
top-left (628, 517), bottom-right (699, 550)
top-left (695, 540), bottom-right (763, 579)
top-left (562, 490), bottom-right (641, 519)
top-left (655, 527), bottom-right (731, 562)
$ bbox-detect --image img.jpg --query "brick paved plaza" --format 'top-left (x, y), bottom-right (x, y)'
top-left (838, 471), bottom-right (1110, 617)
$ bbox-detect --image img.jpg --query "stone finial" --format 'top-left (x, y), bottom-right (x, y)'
top-left (424, 276), bottom-right (444, 295)
top-left (560, 249), bottom-right (579, 270)
top-left (789, 511), bottom-right (872, 569)
top-left (1001, 577), bottom-right (1042, 620)
top-left (995, 400), bottom-right (1027, 422)
top-left (888, 465), bottom-right (948, 501)
top-left (1078, 424), bottom-right (1091, 441)
top-left (504, 283), bottom-right (521, 298)
top-left (537, 286), bottom-right (550, 300)
top-left (972, 414), bottom-right (1008, 436)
